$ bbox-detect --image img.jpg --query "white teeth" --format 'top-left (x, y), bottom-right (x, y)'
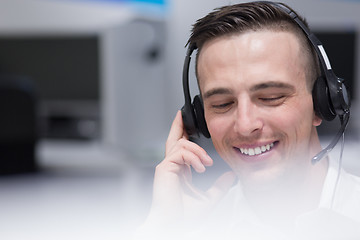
top-left (261, 145), bottom-right (266, 152)
top-left (239, 142), bottom-right (275, 156)
top-left (248, 148), bottom-right (255, 156)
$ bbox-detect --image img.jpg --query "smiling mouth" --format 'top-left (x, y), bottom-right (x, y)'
top-left (235, 142), bottom-right (277, 156)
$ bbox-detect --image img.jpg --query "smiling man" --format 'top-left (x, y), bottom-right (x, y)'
top-left (138, 1), bottom-right (360, 239)
top-left (200, 30), bottom-right (324, 191)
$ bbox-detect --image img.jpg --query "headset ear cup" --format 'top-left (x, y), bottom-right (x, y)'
top-left (193, 95), bottom-right (211, 138)
top-left (181, 103), bottom-right (198, 137)
top-left (312, 77), bottom-right (336, 121)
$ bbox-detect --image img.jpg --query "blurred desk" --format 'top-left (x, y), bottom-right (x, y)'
top-left (0, 140), bottom-right (154, 240)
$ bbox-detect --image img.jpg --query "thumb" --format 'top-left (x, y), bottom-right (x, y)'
top-left (206, 171), bottom-right (237, 204)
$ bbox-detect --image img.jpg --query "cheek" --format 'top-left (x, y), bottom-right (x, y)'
top-left (207, 115), bottom-right (236, 167)
top-left (206, 114), bottom-right (229, 140)
top-left (205, 113), bottom-right (235, 155)
top-left (280, 98), bottom-right (316, 139)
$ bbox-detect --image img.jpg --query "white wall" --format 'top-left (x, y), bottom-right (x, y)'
top-left (0, 0), bottom-right (138, 34)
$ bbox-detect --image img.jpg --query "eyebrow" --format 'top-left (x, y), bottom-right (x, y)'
top-left (203, 88), bottom-right (233, 99)
top-left (203, 81), bottom-right (295, 99)
top-left (250, 81), bottom-right (295, 92)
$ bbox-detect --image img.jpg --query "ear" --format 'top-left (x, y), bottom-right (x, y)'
top-left (312, 112), bottom-right (322, 127)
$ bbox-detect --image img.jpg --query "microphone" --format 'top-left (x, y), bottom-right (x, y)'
top-left (312, 111), bottom-right (350, 165)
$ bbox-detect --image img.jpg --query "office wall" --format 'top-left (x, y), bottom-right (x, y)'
top-left (0, 0), bottom-right (138, 34)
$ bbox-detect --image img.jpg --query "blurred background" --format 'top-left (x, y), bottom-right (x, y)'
top-left (0, 0), bottom-right (359, 239)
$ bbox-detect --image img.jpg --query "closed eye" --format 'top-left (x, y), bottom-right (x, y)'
top-left (260, 96), bottom-right (284, 101)
top-left (210, 101), bottom-right (234, 113)
top-left (212, 102), bottom-right (233, 109)
top-left (259, 95), bottom-right (286, 106)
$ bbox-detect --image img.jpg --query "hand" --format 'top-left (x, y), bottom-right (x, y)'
top-left (146, 110), bottom-right (236, 228)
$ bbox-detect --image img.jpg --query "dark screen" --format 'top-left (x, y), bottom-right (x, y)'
top-left (314, 30), bottom-right (357, 100)
top-left (0, 35), bottom-right (99, 101)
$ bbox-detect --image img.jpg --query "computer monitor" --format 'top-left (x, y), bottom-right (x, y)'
top-left (0, 35), bottom-right (100, 139)
top-left (314, 30), bottom-right (356, 100)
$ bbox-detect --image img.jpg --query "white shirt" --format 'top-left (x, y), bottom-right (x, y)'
top-left (189, 159), bottom-right (360, 240)
top-left (135, 159), bottom-right (360, 240)
top-left (319, 157), bottom-right (360, 221)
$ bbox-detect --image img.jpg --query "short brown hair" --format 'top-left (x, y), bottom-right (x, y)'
top-left (187, 1), bottom-right (319, 91)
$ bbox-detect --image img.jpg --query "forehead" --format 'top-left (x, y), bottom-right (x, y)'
top-left (196, 30), bottom-right (306, 93)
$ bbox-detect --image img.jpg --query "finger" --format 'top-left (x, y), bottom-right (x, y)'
top-left (185, 140), bottom-right (213, 167)
top-left (164, 149), bottom-right (206, 173)
top-left (206, 171), bottom-right (237, 203)
top-left (181, 151), bottom-right (206, 173)
top-left (169, 138), bottom-right (213, 166)
top-left (166, 110), bottom-right (186, 154)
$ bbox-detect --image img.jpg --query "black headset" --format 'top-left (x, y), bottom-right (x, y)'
top-left (181, 1), bottom-right (351, 162)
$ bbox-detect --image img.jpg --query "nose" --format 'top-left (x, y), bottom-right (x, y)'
top-left (233, 98), bottom-right (263, 137)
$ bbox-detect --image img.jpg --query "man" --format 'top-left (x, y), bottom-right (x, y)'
top-left (138, 2), bottom-right (360, 239)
